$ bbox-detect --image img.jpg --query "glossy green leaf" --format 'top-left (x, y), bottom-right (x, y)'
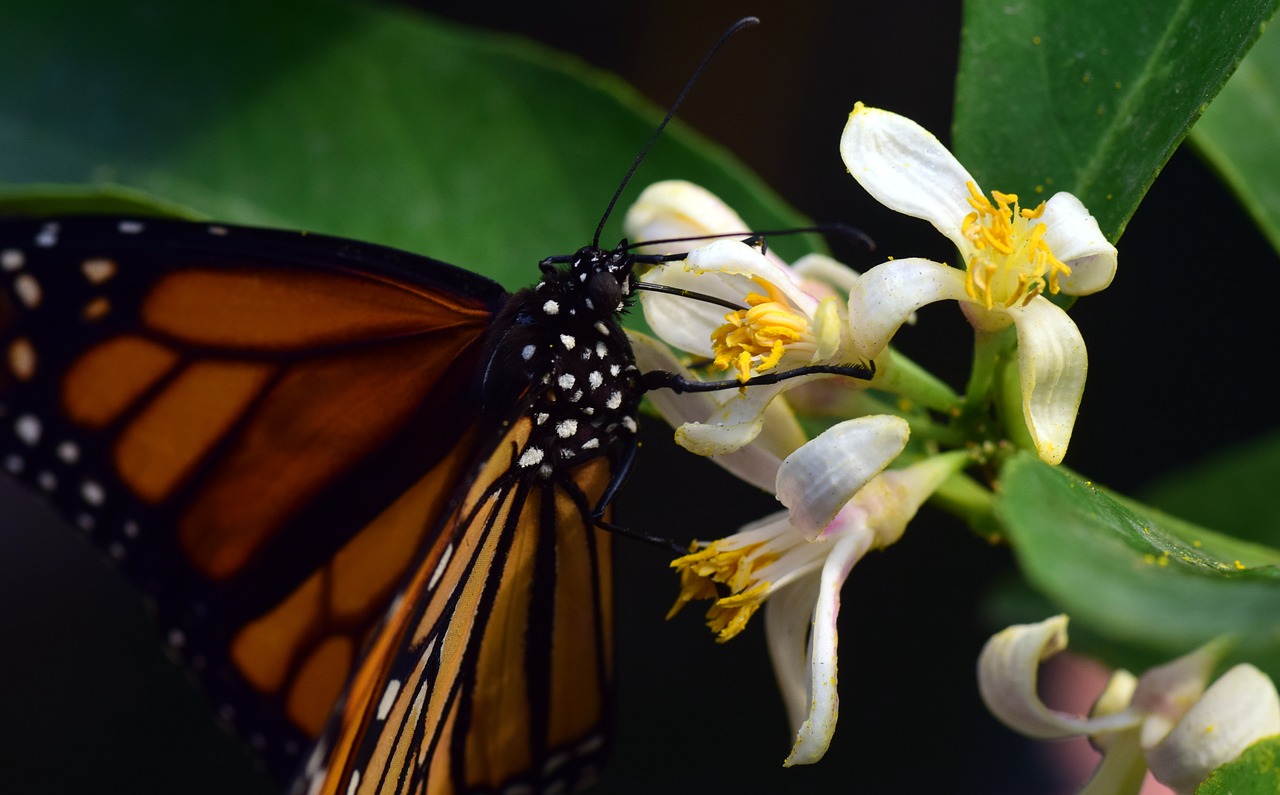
top-left (1141, 430), bottom-right (1280, 549)
top-left (954, 0), bottom-right (1278, 241)
top-left (1192, 20), bottom-right (1280, 255)
top-left (1197, 735), bottom-right (1280, 794)
top-left (995, 453), bottom-right (1280, 676)
top-left (0, 0), bottom-right (806, 291)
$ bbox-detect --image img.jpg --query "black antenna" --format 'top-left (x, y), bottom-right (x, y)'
top-left (591, 16), bottom-right (760, 248)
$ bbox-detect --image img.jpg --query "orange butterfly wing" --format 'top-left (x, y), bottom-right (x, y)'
top-left (1, 218), bottom-right (506, 774)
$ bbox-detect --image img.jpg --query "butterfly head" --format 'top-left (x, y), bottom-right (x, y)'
top-left (536, 244), bottom-right (637, 322)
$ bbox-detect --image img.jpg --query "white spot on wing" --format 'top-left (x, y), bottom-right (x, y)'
top-left (594, 321), bottom-right (609, 335)
top-left (118, 220), bottom-right (145, 234)
top-left (15, 273), bottom-right (41, 308)
top-left (542, 300), bottom-right (560, 315)
top-left (1, 249), bottom-right (24, 270)
top-left (595, 342), bottom-right (608, 358)
top-left (581, 438), bottom-right (600, 450)
top-left (588, 371), bottom-right (603, 389)
top-left (376, 679), bottom-right (402, 721)
top-left (346, 770), bottom-right (360, 795)
top-left (57, 440), bottom-right (79, 463)
top-left (605, 392), bottom-right (622, 410)
top-left (557, 374), bottom-right (575, 390)
top-left (35, 222), bottom-right (59, 248)
top-left (560, 334), bottom-right (576, 350)
top-left (81, 258), bottom-right (117, 283)
top-left (521, 344), bottom-right (536, 361)
top-left (428, 543), bottom-right (453, 591)
top-left (81, 480), bottom-right (105, 506)
top-left (15, 414), bottom-right (41, 446)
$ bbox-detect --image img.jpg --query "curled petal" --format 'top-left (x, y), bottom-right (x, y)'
top-left (978, 616), bottom-right (1142, 739)
top-left (792, 252), bottom-right (860, 296)
top-left (628, 331), bottom-right (802, 490)
top-left (839, 102), bottom-right (976, 247)
top-left (847, 258), bottom-right (969, 359)
top-left (1007, 297), bottom-right (1087, 466)
top-left (624, 179), bottom-right (756, 254)
top-left (1039, 192), bottom-right (1117, 296)
top-left (765, 573), bottom-right (823, 739)
top-left (774, 415), bottom-right (910, 540)
top-left (784, 530), bottom-right (876, 766)
top-left (1145, 664), bottom-right (1280, 795)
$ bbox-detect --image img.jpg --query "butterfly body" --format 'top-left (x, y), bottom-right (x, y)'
top-left (0, 217), bottom-right (645, 793)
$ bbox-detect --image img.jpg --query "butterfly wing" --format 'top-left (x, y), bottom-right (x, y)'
top-left (0, 217), bottom-right (509, 777)
top-left (301, 417), bottom-right (615, 795)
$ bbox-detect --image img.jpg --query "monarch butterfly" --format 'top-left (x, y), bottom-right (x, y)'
top-left (0, 16), bottom-right (883, 795)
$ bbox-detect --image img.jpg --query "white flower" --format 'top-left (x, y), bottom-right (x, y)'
top-left (840, 104), bottom-right (1117, 465)
top-left (979, 616), bottom-right (1280, 794)
top-left (625, 181), bottom-right (869, 456)
top-left (667, 417), bottom-right (968, 765)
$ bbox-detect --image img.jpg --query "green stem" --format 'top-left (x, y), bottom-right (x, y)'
top-left (959, 327), bottom-right (1015, 433)
top-left (876, 347), bottom-right (962, 414)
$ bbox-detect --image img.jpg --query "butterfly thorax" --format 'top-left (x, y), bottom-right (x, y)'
top-left (479, 244), bottom-right (641, 480)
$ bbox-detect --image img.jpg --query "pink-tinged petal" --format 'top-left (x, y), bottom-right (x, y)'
top-left (783, 529), bottom-right (875, 766)
top-left (978, 616), bottom-right (1143, 739)
top-left (840, 103), bottom-right (976, 246)
top-left (1007, 298), bottom-right (1087, 465)
top-left (1146, 664), bottom-right (1280, 795)
top-left (765, 573), bottom-right (823, 737)
top-left (1039, 192), bottom-right (1118, 296)
top-left (847, 258), bottom-right (969, 359)
top-left (775, 415), bottom-right (910, 540)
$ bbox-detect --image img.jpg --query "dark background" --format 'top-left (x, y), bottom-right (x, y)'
top-left (2, 2), bottom-right (1273, 793)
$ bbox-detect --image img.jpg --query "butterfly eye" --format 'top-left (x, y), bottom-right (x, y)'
top-left (586, 271), bottom-right (622, 313)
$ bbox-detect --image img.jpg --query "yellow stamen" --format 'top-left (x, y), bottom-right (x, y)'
top-left (668, 540), bottom-right (778, 641)
top-left (959, 181), bottom-right (1071, 309)
top-left (709, 277), bottom-right (813, 382)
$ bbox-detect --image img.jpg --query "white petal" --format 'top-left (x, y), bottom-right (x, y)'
top-left (641, 240), bottom-right (817, 357)
top-left (792, 253), bottom-right (860, 295)
top-left (783, 529), bottom-right (876, 766)
top-left (847, 258), bottom-right (970, 359)
top-left (978, 616), bottom-right (1142, 739)
top-left (1146, 664), bottom-right (1280, 795)
top-left (765, 573), bottom-right (822, 738)
top-left (674, 380), bottom-right (792, 455)
top-left (686, 240), bottom-right (819, 315)
top-left (624, 180), bottom-right (752, 251)
top-left (1007, 297), bottom-right (1087, 465)
top-left (839, 103), bottom-right (976, 247)
top-left (1039, 192), bottom-right (1117, 296)
top-left (774, 415), bottom-right (910, 540)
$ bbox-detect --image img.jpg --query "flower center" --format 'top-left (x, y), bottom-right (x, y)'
top-left (709, 277), bottom-right (813, 382)
top-left (669, 540), bottom-right (779, 642)
top-left (960, 182), bottom-right (1071, 309)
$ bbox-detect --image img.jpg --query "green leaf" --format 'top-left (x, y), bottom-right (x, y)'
top-left (1141, 430), bottom-right (1280, 549)
top-left (1192, 19), bottom-right (1280, 256)
top-left (1197, 734), bottom-right (1280, 794)
top-left (954, 0), bottom-right (1278, 241)
top-left (0, 0), bottom-right (805, 291)
top-left (995, 452), bottom-right (1280, 676)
